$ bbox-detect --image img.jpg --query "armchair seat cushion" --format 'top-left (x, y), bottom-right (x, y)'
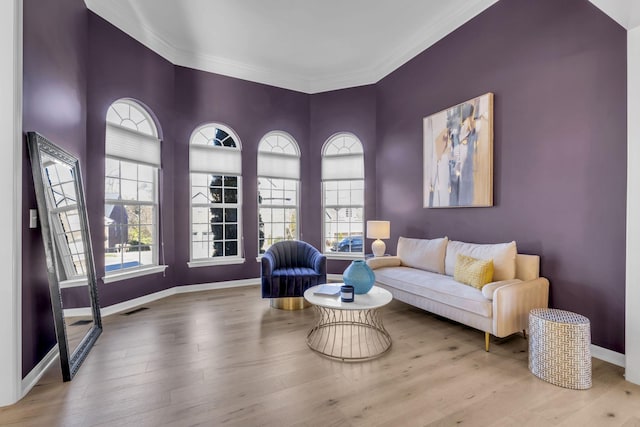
top-left (273, 267), bottom-right (319, 276)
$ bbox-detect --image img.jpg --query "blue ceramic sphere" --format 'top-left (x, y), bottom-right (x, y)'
top-left (343, 260), bottom-right (375, 294)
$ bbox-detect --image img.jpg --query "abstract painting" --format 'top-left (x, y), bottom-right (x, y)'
top-left (423, 92), bottom-right (494, 208)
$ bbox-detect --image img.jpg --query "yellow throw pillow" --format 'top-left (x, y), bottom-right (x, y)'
top-left (454, 254), bottom-right (494, 289)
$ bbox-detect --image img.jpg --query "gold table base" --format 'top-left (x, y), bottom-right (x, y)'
top-left (270, 297), bottom-right (311, 310)
top-left (306, 305), bottom-right (391, 361)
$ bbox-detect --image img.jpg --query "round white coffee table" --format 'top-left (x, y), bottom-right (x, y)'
top-left (303, 284), bottom-right (393, 361)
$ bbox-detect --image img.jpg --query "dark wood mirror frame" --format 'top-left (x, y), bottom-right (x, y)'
top-left (27, 131), bottom-right (102, 381)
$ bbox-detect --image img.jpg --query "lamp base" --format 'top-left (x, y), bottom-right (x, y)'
top-left (371, 239), bottom-right (386, 257)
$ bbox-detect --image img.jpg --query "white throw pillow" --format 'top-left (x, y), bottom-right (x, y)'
top-left (444, 240), bottom-right (517, 281)
top-left (397, 236), bottom-right (448, 274)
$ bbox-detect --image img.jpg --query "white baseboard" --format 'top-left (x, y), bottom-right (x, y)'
top-left (591, 344), bottom-right (625, 367)
top-left (63, 307), bottom-right (92, 318)
top-left (62, 288), bottom-right (176, 318)
top-left (64, 278), bottom-right (261, 318)
top-left (175, 278), bottom-right (259, 294)
top-left (21, 345), bottom-right (58, 398)
top-left (100, 287), bottom-right (177, 317)
top-left (327, 274), bottom-right (343, 282)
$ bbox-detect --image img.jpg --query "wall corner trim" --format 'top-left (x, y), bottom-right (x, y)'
top-left (0, 0), bottom-right (22, 409)
top-left (626, 25), bottom-right (640, 387)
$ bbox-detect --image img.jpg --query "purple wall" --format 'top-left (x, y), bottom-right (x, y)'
top-left (309, 86), bottom-right (377, 274)
top-left (172, 67), bottom-right (309, 284)
top-left (376, 0), bottom-right (627, 351)
top-left (87, 14), bottom-right (177, 306)
top-left (21, 0), bottom-right (628, 380)
top-left (22, 0), bottom-right (88, 376)
top-left (83, 18), bottom-right (377, 289)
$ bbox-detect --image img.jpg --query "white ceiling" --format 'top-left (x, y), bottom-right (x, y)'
top-left (84, 0), bottom-right (636, 94)
top-left (84, 0), bottom-right (499, 93)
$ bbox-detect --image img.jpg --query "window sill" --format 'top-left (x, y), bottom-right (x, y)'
top-left (324, 253), bottom-right (365, 261)
top-left (103, 265), bottom-right (168, 284)
top-left (188, 257), bottom-right (245, 268)
top-left (60, 278), bottom-right (88, 289)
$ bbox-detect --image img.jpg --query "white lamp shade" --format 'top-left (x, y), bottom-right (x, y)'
top-left (367, 221), bottom-right (390, 239)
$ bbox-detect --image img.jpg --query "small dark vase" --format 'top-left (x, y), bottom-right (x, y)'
top-left (343, 260), bottom-right (375, 294)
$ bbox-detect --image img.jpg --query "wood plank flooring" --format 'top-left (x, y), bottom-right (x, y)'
top-left (1, 285), bottom-right (639, 426)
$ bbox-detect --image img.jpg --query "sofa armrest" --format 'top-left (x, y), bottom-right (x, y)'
top-left (366, 256), bottom-right (402, 270)
top-left (481, 279), bottom-right (522, 300)
top-left (492, 277), bottom-right (549, 338)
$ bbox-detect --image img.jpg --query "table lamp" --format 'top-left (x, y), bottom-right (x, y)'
top-left (366, 220), bottom-right (390, 257)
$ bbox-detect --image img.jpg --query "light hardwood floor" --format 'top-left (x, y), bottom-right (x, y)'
top-left (1, 285), bottom-right (639, 426)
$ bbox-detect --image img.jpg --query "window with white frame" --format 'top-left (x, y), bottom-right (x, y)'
top-left (257, 131), bottom-right (300, 254)
top-left (104, 99), bottom-right (161, 275)
top-left (322, 133), bottom-right (365, 255)
top-left (189, 123), bottom-right (243, 264)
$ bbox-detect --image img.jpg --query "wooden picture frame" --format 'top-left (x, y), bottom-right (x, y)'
top-left (423, 93), bottom-right (494, 208)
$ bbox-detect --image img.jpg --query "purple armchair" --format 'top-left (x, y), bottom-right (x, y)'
top-left (261, 240), bottom-right (327, 299)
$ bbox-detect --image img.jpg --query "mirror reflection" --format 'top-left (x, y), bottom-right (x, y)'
top-left (28, 131), bottom-right (102, 381)
top-left (41, 152), bottom-right (87, 277)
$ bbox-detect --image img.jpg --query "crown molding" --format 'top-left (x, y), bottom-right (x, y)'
top-left (588, 0), bottom-right (640, 30)
top-left (365, 0), bottom-right (499, 85)
top-left (85, 0), bottom-right (498, 94)
top-left (170, 48), bottom-right (313, 93)
top-left (85, 0), bottom-right (175, 63)
top-left (306, 0), bottom-right (499, 93)
top-left (84, 0), bottom-right (315, 92)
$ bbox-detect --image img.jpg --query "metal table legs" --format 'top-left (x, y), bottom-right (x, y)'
top-left (306, 305), bottom-right (391, 361)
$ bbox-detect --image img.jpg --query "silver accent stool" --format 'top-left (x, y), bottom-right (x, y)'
top-left (529, 308), bottom-right (592, 390)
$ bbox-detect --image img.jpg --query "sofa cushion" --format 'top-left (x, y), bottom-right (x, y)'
top-left (373, 266), bottom-right (492, 317)
top-left (454, 254), bottom-right (494, 289)
top-left (445, 240), bottom-right (517, 281)
top-left (397, 236), bottom-right (448, 274)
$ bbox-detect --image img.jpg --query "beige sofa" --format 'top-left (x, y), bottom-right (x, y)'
top-left (367, 237), bottom-right (549, 351)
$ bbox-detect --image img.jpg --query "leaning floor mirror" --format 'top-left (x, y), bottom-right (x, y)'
top-left (27, 131), bottom-right (102, 381)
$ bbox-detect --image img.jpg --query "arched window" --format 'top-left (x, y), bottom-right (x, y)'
top-left (189, 123), bottom-right (243, 265)
top-left (257, 131), bottom-right (300, 254)
top-left (321, 133), bottom-right (364, 255)
top-left (104, 99), bottom-right (163, 278)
